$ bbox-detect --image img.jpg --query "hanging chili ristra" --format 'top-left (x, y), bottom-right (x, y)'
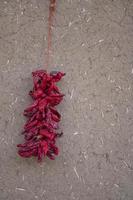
top-left (17, 70), bottom-right (65, 161)
top-left (17, 0), bottom-right (65, 161)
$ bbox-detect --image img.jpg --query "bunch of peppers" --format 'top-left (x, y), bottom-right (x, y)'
top-left (17, 70), bottom-right (65, 161)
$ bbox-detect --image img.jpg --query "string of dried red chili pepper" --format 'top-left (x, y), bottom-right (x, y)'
top-left (17, 0), bottom-right (65, 161)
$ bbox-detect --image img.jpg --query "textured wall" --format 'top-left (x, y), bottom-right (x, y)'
top-left (0, 0), bottom-right (133, 199)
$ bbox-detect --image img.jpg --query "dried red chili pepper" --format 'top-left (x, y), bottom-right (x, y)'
top-left (17, 70), bottom-right (65, 161)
